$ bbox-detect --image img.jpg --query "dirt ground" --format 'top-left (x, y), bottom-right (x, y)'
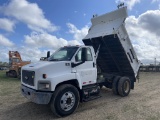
top-left (1, 72), bottom-right (160, 120)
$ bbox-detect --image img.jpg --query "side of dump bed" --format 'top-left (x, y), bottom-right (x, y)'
top-left (83, 7), bottom-right (141, 82)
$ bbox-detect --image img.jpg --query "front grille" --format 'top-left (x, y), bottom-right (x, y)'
top-left (22, 70), bottom-right (35, 86)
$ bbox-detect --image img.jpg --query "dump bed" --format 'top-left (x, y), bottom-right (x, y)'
top-left (83, 7), bottom-right (140, 81)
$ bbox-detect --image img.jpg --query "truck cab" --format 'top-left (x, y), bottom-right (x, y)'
top-left (21, 45), bottom-right (100, 116)
top-left (22, 46), bottom-right (97, 91)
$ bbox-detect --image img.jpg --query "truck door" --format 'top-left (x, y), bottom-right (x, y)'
top-left (74, 47), bottom-right (97, 86)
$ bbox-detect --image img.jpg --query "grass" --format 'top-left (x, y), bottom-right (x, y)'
top-left (1, 72), bottom-right (160, 120)
top-left (122, 104), bottom-right (139, 114)
top-left (146, 114), bottom-right (160, 120)
top-left (0, 71), bottom-right (20, 96)
top-left (105, 114), bottom-right (117, 120)
top-left (0, 71), bottom-right (19, 81)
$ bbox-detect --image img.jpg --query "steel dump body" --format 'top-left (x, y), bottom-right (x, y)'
top-left (83, 7), bottom-right (140, 81)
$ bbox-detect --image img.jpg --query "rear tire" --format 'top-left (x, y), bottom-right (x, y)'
top-left (118, 77), bottom-right (131, 97)
top-left (112, 76), bottom-right (121, 95)
top-left (50, 84), bottom-right (80, 117)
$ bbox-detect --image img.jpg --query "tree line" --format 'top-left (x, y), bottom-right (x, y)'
top-left (0, 61), bottom-right (9, 66)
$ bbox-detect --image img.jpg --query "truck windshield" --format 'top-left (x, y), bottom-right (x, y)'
top-left (48, 47), bottom-right (79, 61)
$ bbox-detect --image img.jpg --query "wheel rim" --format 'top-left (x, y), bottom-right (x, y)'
top-left (124, 81), bottom-right (129, 93)
top-left (60, 91), bottom-right (75, 111)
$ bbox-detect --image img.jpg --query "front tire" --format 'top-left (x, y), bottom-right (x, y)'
top-left (50, 84), bottom-right (80, 117)
top-left (118, 77), bottom-right (131, 97)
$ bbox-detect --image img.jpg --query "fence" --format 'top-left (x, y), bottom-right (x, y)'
top-left (140, 65), bottom-right (160, 72)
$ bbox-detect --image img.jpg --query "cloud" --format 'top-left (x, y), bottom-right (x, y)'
top-left (74, 11), bottom-right (78, 13)
top-left (0, 0), bottom-right (91, 63)
top-left (0, 48), bottom-right (10, 62)
top-left (0, 34), bottom-right (14, 47)
top-left (138, 10), bottom-right (160, 36)
top-left (116, 0), bottom-right (140, 10)
top-left (0, 38), bottom-right (81, 62)
top-left (125, 10), bottom-right (160, 64)
top-left (67, 23), bottom-right (89, 41)
top-left (17, 46), bottom-right (50, 62)
top-left (0, 18), bottom-right (15, 32)
top-left (24, 31), bottom-right (82, 49)
top-left (0, 45), bottom-right (51, 62)
top-left (0, 22), bottom-right (88, 62)
top-left (0, 0), bottom-right (58, 32)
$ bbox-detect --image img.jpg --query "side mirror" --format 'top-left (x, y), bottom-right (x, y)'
top-left (81, 48), bottom-right (86, 62)
top-left (40, 57), bottom-right (47, 61)
top-left (47, 51), bottom-right (50, 58)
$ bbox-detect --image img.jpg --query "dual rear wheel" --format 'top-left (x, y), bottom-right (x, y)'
top-left (112, 76), bottom-right (131, 97)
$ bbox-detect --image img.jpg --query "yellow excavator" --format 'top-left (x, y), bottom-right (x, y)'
top-left (6, 51), bottom-right (31, 78)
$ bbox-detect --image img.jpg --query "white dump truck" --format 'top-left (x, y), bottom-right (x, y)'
top-left (21, 7), bottom-right (140, 117)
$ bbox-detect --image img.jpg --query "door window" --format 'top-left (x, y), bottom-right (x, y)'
top-left (75, 49), bottom-right (82, 62)
top-left (75, 48), bottom-right (93, 62)
top-left (86, 48), bottom-right (93, 61)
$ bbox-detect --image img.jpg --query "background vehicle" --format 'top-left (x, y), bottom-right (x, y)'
top-left (6, 51), bottom-right (31, 78)
top-left (21, 7), bottom-right (140, 117)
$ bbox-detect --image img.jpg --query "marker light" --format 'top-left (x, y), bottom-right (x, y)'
top-left (43, 74), bottom-right (47, 79)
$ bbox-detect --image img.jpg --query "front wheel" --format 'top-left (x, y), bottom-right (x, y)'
top-left (50, 84), bottom-right (80, 117)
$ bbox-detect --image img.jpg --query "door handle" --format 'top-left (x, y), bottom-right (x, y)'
top-left (93, 62), bottom-right (95, 67)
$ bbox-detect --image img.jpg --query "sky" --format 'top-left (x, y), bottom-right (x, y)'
top-left (0, 0), bottom-right (160, 64)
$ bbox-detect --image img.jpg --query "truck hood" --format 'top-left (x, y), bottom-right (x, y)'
top-left (22, 61), bottom-right (71, 71)
top-left (23, 61), bottom-right (55, 70)
top-left (21, 61), bottom-right (72, 89)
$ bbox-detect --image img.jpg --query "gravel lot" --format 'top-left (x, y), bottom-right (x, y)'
top-left (1, 72), bottom-right (160, 120)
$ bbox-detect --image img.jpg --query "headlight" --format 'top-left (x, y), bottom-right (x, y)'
top-left (38, 81), bottom-right (51, 91)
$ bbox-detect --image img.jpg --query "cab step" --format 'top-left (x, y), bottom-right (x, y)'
top-left (82, 84), bottom-right (101, 102)
top-left (83, 95), bottom-right (101, 102)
